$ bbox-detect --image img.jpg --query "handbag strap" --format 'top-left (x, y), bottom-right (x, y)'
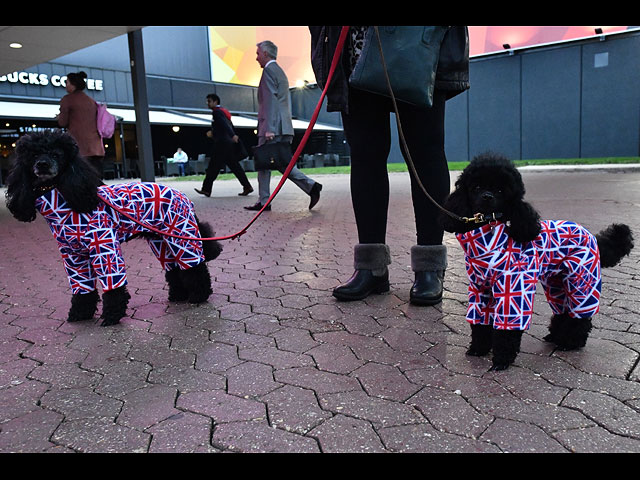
top-left (372, 26), bottom-right (486, 225)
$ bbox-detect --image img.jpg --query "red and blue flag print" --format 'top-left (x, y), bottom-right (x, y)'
top-left (456, 220), bottom-right (601, 331)
top-left (35, 183), bottom-right (205, 295)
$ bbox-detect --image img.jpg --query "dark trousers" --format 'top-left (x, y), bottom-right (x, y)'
top-left (201, 141), bottom-right (251, 193)
top-left (341, 88), bottom-right (450, 246)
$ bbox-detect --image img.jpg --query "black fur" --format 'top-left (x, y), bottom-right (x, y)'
top-left (5, 130), bottom-right (222, 327)
top-left (441, 153), bottom-right (634, 370)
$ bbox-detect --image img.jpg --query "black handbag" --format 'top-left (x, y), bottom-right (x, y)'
top-left (349, 26), bottom-right (449, 109)
top-left (252, 142), bottom-right (291, 171)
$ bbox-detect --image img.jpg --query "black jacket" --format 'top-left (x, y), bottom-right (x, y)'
top-left (210, 107), bottom-right (236, 143)
top-left (309, 26), bottom-right (470, 113)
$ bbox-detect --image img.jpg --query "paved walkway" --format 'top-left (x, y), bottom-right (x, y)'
top-left (0, 168), bottom-right (639, 453)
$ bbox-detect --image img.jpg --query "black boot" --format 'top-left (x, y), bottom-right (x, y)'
top-left (409, 245), bottom-right (447, 306)
top-left (333, 244), bottom-right (391, 301)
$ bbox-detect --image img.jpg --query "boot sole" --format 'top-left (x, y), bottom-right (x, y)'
top-left (409, 294), bottom-right (443, 306)
top-left (332, 282), bottom-right (390, 301)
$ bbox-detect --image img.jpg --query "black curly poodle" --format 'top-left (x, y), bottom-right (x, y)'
top-left (441, 153), bottom-right (634, 370)
top-left (5, 130), bottom-right (222, 326)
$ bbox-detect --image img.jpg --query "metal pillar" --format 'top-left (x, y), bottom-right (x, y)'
top-left (127, 29), bottom-right (155, 182)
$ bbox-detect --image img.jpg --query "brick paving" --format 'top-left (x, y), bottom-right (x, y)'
top-left (0, 167), bottom-right (639, 453)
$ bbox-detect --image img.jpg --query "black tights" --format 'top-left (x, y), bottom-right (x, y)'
top-left (341, 88), bottom-right (450, 245)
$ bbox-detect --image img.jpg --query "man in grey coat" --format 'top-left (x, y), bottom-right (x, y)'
top-left (244, 40), bottom-right (322, 211)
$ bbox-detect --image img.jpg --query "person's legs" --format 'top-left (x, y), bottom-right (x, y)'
top-left (282, 165), bottom-right (315, 195)
top-left (399, 90), bottom-right (450, 246)
top-left (341, 89), bottom-right (392, 244)
top-left (257, 170), bottom-right (271, 205)
top-left (333, 89), bottom-right (393, 301)
top-left (396, 90), bottom-right (450, 304)
top-left (221, 143), bottom-right (253, 193)
top-left (197, 155), bottom-right (223, 195)
top-left (273, 140), bottom-right (322, 209)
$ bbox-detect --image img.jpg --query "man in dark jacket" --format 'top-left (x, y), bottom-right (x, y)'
top-left (309, 26), bottom-right (469, 305)
top-left (195, 93), bottom-right (253, 197)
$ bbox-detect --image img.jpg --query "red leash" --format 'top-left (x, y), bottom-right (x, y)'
top-left (98, 26), bottom-right (350, 242)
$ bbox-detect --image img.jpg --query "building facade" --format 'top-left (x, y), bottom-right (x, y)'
top-left (1, 27), bottom-right (638, 183)
top-left (0, 26), bottom-right (342, 182)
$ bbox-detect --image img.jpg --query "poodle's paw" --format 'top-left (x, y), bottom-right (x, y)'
top-left (489, 351), bottom-right (517, 371)
top-left (100, 286), bottom-right (129, 327)
top-left (489, 361), bottom-right (511, 371)
top-left (187, 290), bottom-right (212, 304)
top-left (466, 345), bottom-right (491, 357)
top-left (543, 333), bottom-right (555, 343)
top-left (67, 290), bottom-right (99, 322)
top-left (553, 342), bottom-right (586, 352)
top-left (168, 291), bottom-right (189, 302)
top-left (100, 316), bottom-right (121, 327)
top-left (67, 312), bottom-right (94, 323)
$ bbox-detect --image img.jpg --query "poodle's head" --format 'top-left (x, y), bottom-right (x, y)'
top-left (457, 152), bottom-right (526, 218)
top-left (5, 129), bottom-right (102, 222)
top-left (13, 129), bottom-right (80, 188)
top-left (441, 152), bottom-right (541, 243)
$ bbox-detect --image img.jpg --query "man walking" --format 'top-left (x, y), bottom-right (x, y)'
top-left (195, 93), bottom-right (253, 197)
top-left (244, 40), bottom-right (321, 211)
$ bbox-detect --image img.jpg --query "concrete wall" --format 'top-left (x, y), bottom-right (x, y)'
top-left (444, 30), bottom-right (640, 161)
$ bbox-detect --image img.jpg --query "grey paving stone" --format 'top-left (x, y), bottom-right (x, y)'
top-left (211, 420), bottom-right (320, 453)
top-left (308, 414), bottom-right (387, 453)
top-left (51, 418), bottom-right (150, 453)
top-left (263, 384), bottom-right (332, 434)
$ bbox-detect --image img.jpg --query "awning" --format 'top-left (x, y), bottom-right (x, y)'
top-left (180, 112), bottom-right (342, 132)
top-left (0, 101), bottom-right (342, 132)
top-left (0, 101), bottom-right (210, 127)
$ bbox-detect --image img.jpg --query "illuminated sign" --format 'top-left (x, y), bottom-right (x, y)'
top-left (208, 26), bottom-right (631, 87)
top-left (209, 26), bottom-right (315, 87)
top-left (0, 72), bottom-right (104, 90)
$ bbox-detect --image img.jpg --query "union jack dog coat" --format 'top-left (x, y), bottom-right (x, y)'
top-left (6, 130), bottom-right (221, 327)
top-left (36, 182), bottom-right (206, 294)
top-left (457, 220), bottom-right (601, 331)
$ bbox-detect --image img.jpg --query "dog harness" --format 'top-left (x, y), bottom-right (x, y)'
top-left (35, 182), bottom-right (205, 294)
top-left (456, 220), bottom-right (602, 330)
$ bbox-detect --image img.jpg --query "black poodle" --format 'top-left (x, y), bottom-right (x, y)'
top-left (5, 130), bottom-right (222, 326)
top-left (441, 153), bottom-right (634, 370)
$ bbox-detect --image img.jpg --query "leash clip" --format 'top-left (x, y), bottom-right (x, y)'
top-left (464, 213), bottom-right (486, 224)
top-left (463, 212), bottom-right (501, 225)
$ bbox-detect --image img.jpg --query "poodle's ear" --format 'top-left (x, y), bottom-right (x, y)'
top-left (506, 201), bottom-right (541, 243)
top-left (440, 187), bottom-right (473, 233)
top-left (5, 157), bottom-right (38, 222)
top-left (56, 155), bottom-right (102, 213)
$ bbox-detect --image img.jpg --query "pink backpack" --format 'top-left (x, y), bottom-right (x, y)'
top-left (95, 101), bottom-right (116, 139)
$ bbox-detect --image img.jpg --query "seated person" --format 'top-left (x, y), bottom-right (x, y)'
top-left (168, 147), bottom-right (188, 176)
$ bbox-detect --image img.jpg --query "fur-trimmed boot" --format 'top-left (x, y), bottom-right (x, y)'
top-left (409, 245), bottom-right (447, 306)
top-left (332, 243), bottom-right (391, 301)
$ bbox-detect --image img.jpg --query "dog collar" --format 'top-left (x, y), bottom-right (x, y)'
top-left (33, 184), bottom-right (55, 195)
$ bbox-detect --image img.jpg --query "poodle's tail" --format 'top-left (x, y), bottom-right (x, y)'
top-left (596, 223), bottom-right (634, 268)
top-left (197, 219), bottom-right (223, 262)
